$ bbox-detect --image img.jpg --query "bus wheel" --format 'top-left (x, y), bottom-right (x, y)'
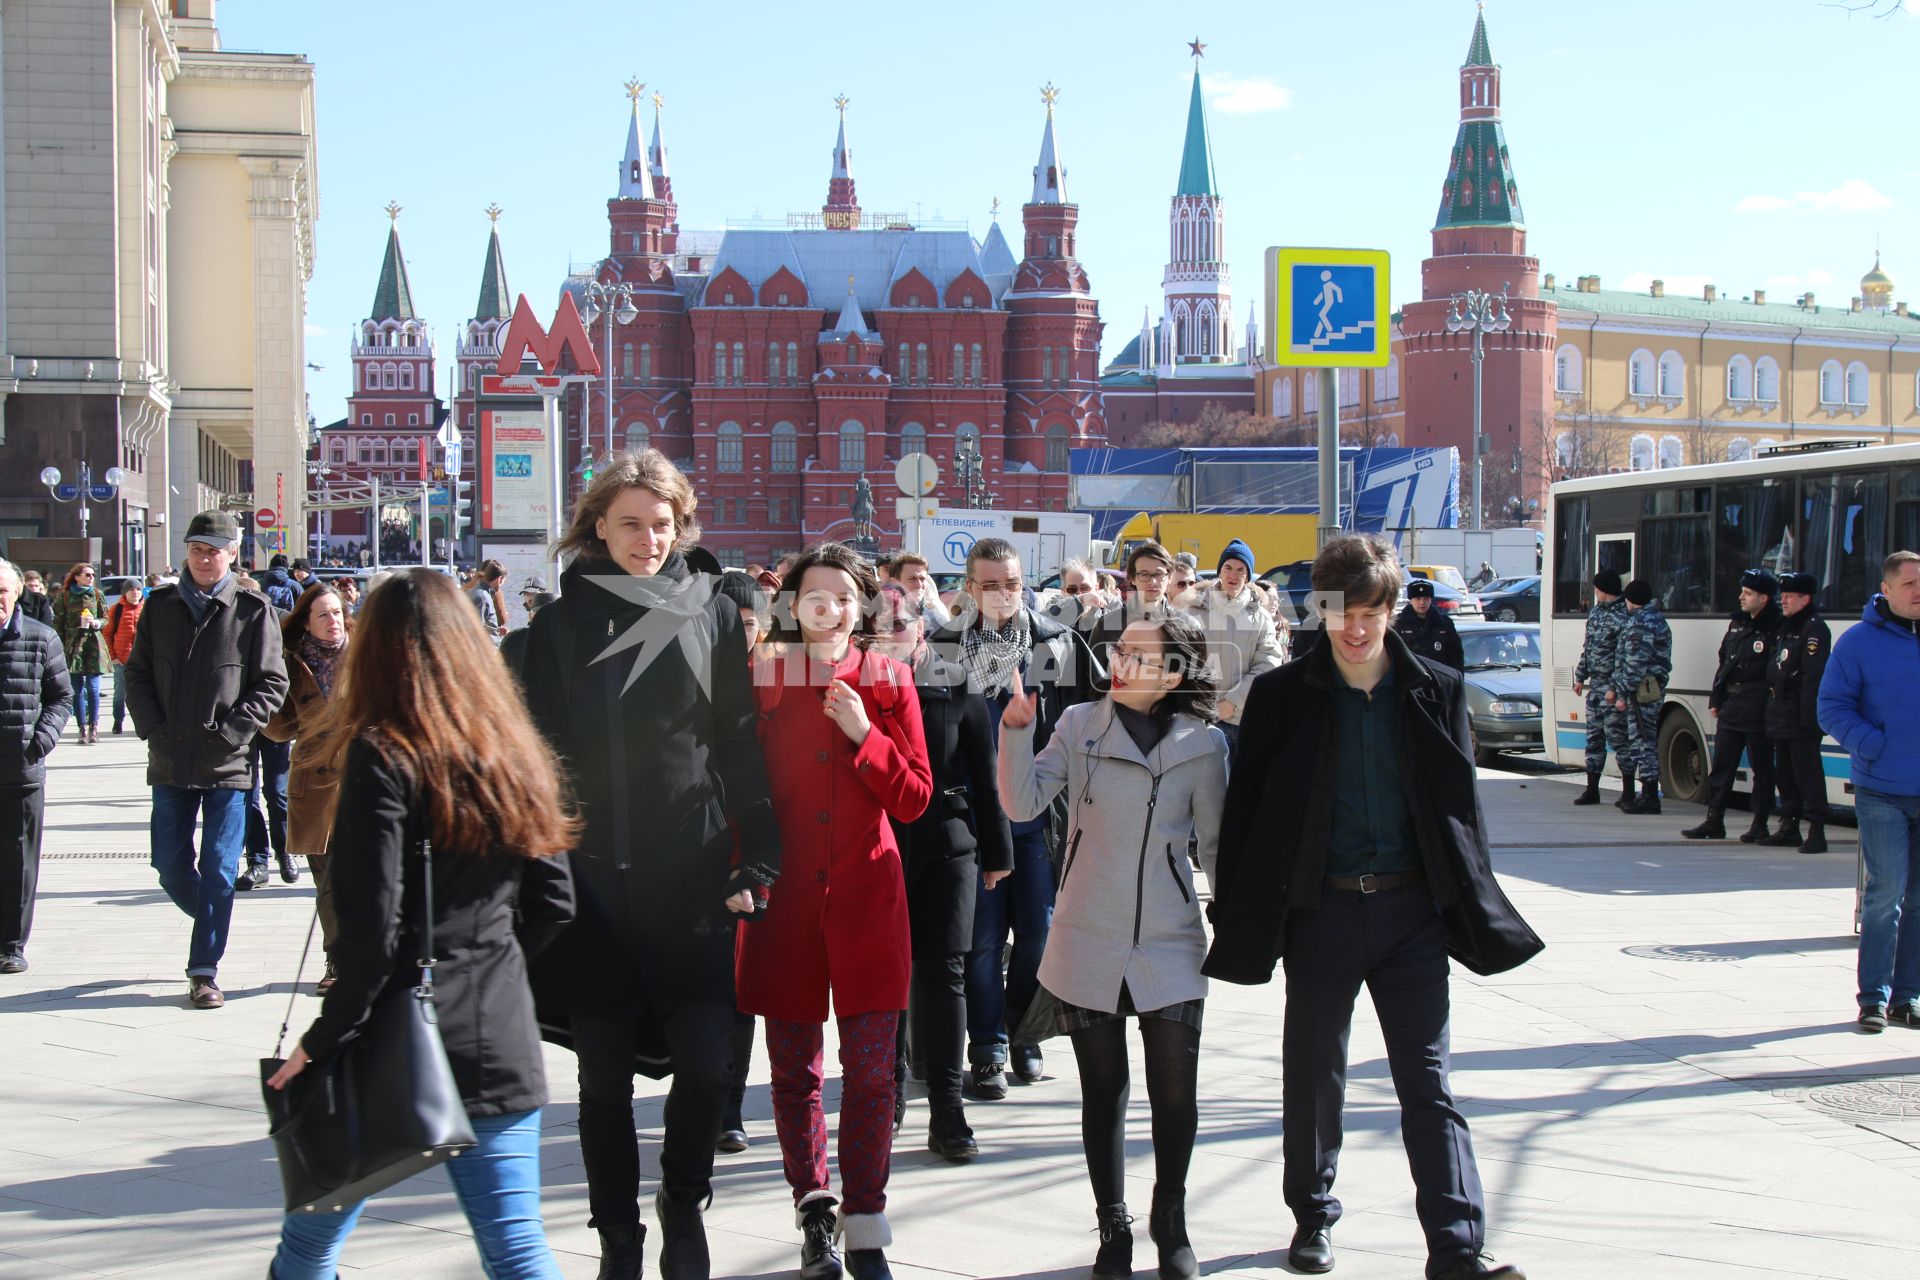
top-left (1658, 710), bottom-right (1708, 805)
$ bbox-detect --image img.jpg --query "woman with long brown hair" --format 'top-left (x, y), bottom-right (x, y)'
top-left (520, 448), bottom-right (779, 1280)
top-left (53, 563), bottom-right (109, 744)
top-left (265, 569), bottom-right (577, 1279)
top-left (259, 584), bottom-right (352, 991)
top-left (737, 541), bottom-right (931, 1280)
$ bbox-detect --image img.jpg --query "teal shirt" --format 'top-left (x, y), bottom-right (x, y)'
top-left (1325, 664), bottom-right (1420, 878)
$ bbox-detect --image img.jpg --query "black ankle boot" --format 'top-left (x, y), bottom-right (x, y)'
top-left (1682, 810), bottom-right (1726, 839)
top-left (1573, 770), bottom-right (1602, 805)
top-left (1740, 815), bottom-right (1773, 844)
top-left (1148, 1189), bottom-right (1197, 1280)
top-left (1629, 776), bottom-right (1661, 814)
top-left (656, 1190), bottom-right (709, 1280)
top-left (799, 1199), bottom-right (842, 1280)
top-left (1761, 817), bottom-right (1802, 847)
top-left (1092, 1204), bottom-right (1134, 1280)
top-left (1614, 770), bottom-right (1637, 809)
top-left (1800, 821), bottom-right (1829, 854)
top-left (845, 1251), bottom-right (892, 1280)
top-left (595, 1222), bottom-right (646, 1280)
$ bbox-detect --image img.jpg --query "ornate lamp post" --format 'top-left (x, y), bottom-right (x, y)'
top-left (40, 463), bottom-right (127, 555)
top-left (955, 437), bottom-right (992, 510)
top-left (1444, 284), bottom-right (1512, 531)
top-left (578, 280), bottom-right (639, 467)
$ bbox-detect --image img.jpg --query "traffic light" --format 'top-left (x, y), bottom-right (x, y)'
top-left (451, 477), bottom-right (473, 541)
top-left (581, 447), bottom-right (595, 488)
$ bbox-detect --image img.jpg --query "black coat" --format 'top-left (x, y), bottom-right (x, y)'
top-left (0, 611), bottom-right (73, 789)
top-left (1765, 606), bottom-right (1831, 740)
top-left (16, 592), bottom-right (55, 628)
top-left (892, 646), bottom-right (1015, 878)
top-left (1709, 602), bottom-right (1783, 733)
top-left (1203, 631), bottom-right (1545, 983)
top-left (1394, 602), bottom-right (1464, 670)
top-left (123, 577), bottom-right (288, 790)
top-left (520, 553), bottom-right (779, 1015)
top-left (299, 737), bottom-right (576, 1119)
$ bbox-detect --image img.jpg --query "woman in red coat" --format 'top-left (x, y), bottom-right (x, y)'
top-left (737, 541), bottom-right (931, 1280)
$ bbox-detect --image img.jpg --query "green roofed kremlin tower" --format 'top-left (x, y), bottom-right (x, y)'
top-left (1162, 38), bottom-right (1232, 365)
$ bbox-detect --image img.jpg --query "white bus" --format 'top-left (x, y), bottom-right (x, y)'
top-left (1541, 439), bottom-right (1920, 808)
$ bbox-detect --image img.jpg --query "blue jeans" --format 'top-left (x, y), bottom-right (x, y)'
top-left (272, 1108), bottom-right (560, 1280)
top-left (149, 785), bottom-right (247, 977)
top-left (246, 739), bottom-right (292, 866)
top-left (73, 674), bottom-right (101, 731)
top-left (1856, 788), bottom-right (1920, 1011)
top-left (110, 662), bottom-right (128, 729)
top-left (965, 828), bottom-right (1054, 1061)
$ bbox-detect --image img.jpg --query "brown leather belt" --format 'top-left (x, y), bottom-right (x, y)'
top-left (1326, 870), bottom-right (1427, 894)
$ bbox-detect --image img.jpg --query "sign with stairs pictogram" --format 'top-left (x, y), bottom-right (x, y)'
top-left (1265, 247), bottom-right (1392, 369)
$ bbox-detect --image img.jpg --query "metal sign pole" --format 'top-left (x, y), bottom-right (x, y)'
top-left (1318, 373), bottom-right (1340, 550)
top-left (545, 391), bottom-right (566, 593)
top-left (371, 473), bottom-right (382, 573)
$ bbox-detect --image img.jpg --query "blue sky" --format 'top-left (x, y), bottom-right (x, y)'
top-left (218, 0), bottom-right (1917, 424)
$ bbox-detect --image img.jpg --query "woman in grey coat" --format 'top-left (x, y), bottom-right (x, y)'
top-left (997, 613), bottom-right (1227, 1280)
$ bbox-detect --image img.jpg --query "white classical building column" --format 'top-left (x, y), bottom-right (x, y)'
top-left (239, 154), bottom-right (311, 566)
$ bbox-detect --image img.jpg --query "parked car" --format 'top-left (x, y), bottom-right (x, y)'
top-left (1407, 564), bottom-right (1483, 619)
top-left (1457, 621), bottom-right (1543, 765)
top-left (1477, 575), bottom-right (1541, 623)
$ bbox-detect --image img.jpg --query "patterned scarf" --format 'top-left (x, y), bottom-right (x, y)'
top-left (297, 630), bottom-right (346, 699)
top-left (961, 610), bottom-right (1031, 696)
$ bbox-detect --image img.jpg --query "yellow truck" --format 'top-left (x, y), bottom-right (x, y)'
top-left (1103, 512), bottom-right (1319, 572)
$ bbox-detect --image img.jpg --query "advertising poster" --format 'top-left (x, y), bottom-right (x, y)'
top-left (480, 540), bottom-right (556, 631)
top-left (481, 407), bottom-right (552, 533)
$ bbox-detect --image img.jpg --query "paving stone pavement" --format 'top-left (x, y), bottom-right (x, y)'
top-left (3, 729), bottom-right (1915, 1278)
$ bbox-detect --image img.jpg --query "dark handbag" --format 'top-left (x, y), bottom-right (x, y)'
top-left (260, 835), bottom-right (477, 1213)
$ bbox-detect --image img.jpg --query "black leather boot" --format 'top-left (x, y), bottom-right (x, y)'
top-left (1739, 815), bottom-right (1773, 844)
top-left (1760, 818), bottom-right (1802, 847)
top-left (1092, 1204), bottom-right (1134, 1280)
top-left (1613, 769), bottom-right (1637, 809)
top-left (1682, 810), bottom-right (1726, 839)
top-left (1148, 1189), bottom-right (1197, 1280)
top-left (799, 1198), bottom-right (842, 1280)
top-left (926, 1105), bottom-right (979, 1161)
top-left (1573, 770), bottom-right (1602, 805)
top-left (595, 1222), bottom-right (646, 1280)
top-left (1800, 821), bottom-right (1829, 854)
top-left (845, 1250), bottom-right (893, 1280)
top-left (1629, 776), bottom-right (1661, 815)
top-left (656, 1190), bottom-right (709, 1280)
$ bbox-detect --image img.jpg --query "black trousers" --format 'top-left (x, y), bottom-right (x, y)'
top-left (1706, 722), bottom-right (1775, 819)
top-left (899, 852), bottom-right (978, 1113)
top-left (1282, 887), bottom-right (1484, 1280)
top-left (574, 1001), bottom-right (736, 1226)
top-left (724, 1009), bottom-right (754, 1131)
top-left (0, 785), bottom-right (45, 954)
top-left (1772, 735), bottom-right (1829, 823)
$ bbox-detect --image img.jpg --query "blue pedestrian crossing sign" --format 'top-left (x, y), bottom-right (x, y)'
top-left (1265, 247), bottom-right (1392, 369)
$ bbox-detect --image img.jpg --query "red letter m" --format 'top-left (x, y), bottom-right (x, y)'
top-left (495, 292), bottom-right (602, 377)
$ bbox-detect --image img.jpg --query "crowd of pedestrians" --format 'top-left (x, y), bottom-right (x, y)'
top-left (11, 440), bottom-right (1920, 1280)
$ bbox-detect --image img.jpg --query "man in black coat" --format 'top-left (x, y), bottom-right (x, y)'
top-left (124, 511), bottom-right (288, 1009)
top-left (1394, 579), bottom-right (1464, 670)
top-left (1206, 536), bottom-right (1539, 1280)
top-left (1684, 568), bottom-right (1784, 842)
top-left (0, 558), bottom-right (74, 974)
top-left (877, 586), bottom-right (1015, 1161)
top-left (1762, 572), bottom-right (1832, 853)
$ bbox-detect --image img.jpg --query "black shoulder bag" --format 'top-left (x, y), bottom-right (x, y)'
top-left (260, 835), bottom-right (478, 1214)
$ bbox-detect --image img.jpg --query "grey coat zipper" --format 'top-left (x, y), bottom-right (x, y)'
top-left (1131, 775), bottom-right (1161, 945)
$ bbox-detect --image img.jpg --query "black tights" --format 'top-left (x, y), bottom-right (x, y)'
top-left (1069, 1015), bottom-right (1201, 1207)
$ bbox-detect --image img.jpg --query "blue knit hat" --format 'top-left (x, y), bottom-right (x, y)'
top-left (1218, 538), bottom-right (1255, 576)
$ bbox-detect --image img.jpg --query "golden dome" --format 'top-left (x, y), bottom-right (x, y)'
top-left (1862, 252), bottom-right (1894, 295)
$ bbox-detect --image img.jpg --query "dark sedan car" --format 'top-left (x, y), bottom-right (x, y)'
top-left (1458, 621), bottom-right (1543, 765)
top-left (1477, 575), bottom-right (1540, 623)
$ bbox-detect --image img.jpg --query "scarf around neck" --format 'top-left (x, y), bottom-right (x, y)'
top-left (176, 573), bottom-right (227, 623)
top-left (297, 630), bottom-right (347, 698)
top-left (962, 610), bottom-right (1031, 696)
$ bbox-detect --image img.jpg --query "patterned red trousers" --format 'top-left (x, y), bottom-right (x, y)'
top-left (764, 1010), bottom-right (899, 1215)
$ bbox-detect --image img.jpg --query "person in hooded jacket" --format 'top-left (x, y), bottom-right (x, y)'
top-left (872, 582), bottom-right (1014, 1163)
top-left (1762, 572), bottom-right (1831, 853)
top-left (102, 581), bottom-right (143, 735)
top-left (1684, 569), bottom-right (1784, 842)
top-left (1393, 579), bottom-right (1464, 671)
top-left (259, 554), bottom-right (300, 613)
top-left (520, 450), bottom-right (780, 1280)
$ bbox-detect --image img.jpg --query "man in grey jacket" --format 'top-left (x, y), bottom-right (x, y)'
top-left (0, 558), bottom-right (73, 974)
top-left (125, 511), bottom-right (288, 1008)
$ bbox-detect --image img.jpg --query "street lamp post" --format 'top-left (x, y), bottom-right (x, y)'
top-left (1444, 285), bottom-right (1512, 532)
top-left (305, 460), bottom-right (332, 562)
top-left (577, 281), bottom-right (639, 465)
top-left (954, 438), bottom-right (992, 510)
top-left (40, 463), bottom-right (128, 560)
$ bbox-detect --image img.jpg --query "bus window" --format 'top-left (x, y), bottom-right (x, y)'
top-left (1714, 479), bottom-right (1793, 613)
top-left (1897, 468), bottom-right (1920, 554)
top-left (1596, 534), bottom-right (1633, 588)
top-left (1551, 495), bottom-right (1590, 614)
top-left (1641, 513), bottom-right (1712, 614)
top-left (1801, 470), bottom-right (1890, 614)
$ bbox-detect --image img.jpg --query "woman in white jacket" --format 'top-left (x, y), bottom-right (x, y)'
top-left (998, 613), bottom-right (1228, 1280)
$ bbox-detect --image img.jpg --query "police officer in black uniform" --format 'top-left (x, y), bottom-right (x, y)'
top-left (1761, 571), bottom-right (1831, 853)
top-left (1684, 568), bottom-right (1784, 842)
top-left (1393, 579), bottom-right (1464, 670)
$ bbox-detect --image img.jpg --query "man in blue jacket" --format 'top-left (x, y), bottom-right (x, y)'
top-left (1818, 550), bottom-right (1920, 1033)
